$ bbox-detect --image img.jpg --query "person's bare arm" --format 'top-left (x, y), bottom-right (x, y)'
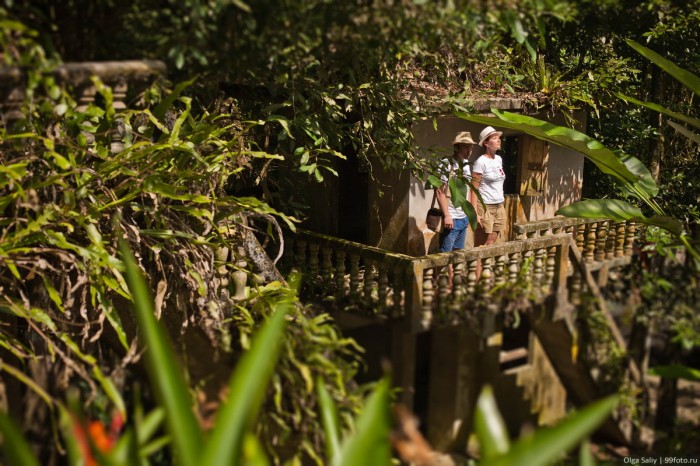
top-left (471, 172), bottom-right (482, 227)
top-left (435, 183), bottom-right (453, 229)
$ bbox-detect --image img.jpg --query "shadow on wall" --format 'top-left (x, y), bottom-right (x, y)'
top-left (407, 214), bottom-right (438, 256)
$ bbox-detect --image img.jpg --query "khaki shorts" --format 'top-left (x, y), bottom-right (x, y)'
top-left (477, 202), bottom-right (506, 234)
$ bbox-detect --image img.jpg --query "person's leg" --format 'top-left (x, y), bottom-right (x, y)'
top-left (446, 218), bottom-right (468, 287)
top-left (475, 204), bottom-right (495, 277)
top-left (451, 218), bottom-right (468, 250)
top-left (440, 225), bottom-right (459, 253)
top-left (490, 204), bottom-right (507, 244)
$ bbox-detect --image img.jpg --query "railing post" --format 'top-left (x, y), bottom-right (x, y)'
top-left (466, 259), bottom-right (478, 297)
top-left (584, 222), bottom-right (596, 263)
top-left (553, 240), bottom-right (571, 320)
top-left (349, 253), bottom-right (361, 301)
top-left (421, 268), bottom-right (435, 328)
top-left (335, 250), bottom-right (347, 298)
top-left (625, 221), bottom-right (636, 257)
top-left (595, 221), bottom-right (607, 262)
top-left (615, 222), bottom-right (625, 257)
top-left (364, 258), bottom-right (376, 309)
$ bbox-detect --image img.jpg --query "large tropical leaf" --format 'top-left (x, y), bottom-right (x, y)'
top-left (456, 110), bottom-right (649, 195)
top-left (615, 93), bottom-right (700, 130)
top-left (668, 121), bottom-right (700, 145)
top-left (627, 39), bottom-right (700, 97)
top-left (556, 199), bottom-right (683, 236)
top-left (618, 153), bottom-right (658, 197)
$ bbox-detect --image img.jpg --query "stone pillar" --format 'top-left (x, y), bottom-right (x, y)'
top-left (391, 324), bottom-right (417, 410)
top-left (425, 325), bottom-right (482, 453)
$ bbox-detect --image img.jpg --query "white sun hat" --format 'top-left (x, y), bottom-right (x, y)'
top-left (478, 126), bottom-right (503, 146)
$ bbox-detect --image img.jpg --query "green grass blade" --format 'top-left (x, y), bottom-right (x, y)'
top-left (0, 412), bottom-right (42, 466)
top-left (474, 385), bottom-right (510, 460)
top-left (668, 120), bottom-right (700, 145)
top-left (335, 378), bottom-right (392, 466)
top-left (649, 364), bottom-right (700, 381)
top-left (119, 239), bottom-right (203, 466)
top-left (487, 395), bottom-right (618, 466)
top-left (200, 305), bottom-right (289, 466)
top-left (317, 380), bottom-right (342, 463)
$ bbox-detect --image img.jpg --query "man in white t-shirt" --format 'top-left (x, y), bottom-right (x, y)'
top-left (435, 131), bottom-right (476, 252)
top-left (472, 126), bottom-right (506, 246)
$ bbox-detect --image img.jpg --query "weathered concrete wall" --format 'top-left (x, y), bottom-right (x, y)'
top-left (520, 111), bottom-right (586, 221)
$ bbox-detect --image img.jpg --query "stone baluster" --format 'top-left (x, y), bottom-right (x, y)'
top-left (232, 246), bottom-right (248, 301)
top-left (584, 222), bottom-right (596, 263)
top-left (480, 257), bottom-right (494, 291)
top-left (615, 222), bottom-right (626, 257)
top-left (533, 247), bottom-right (545, 291)
top-left (545, 245), bottom-right (556, 292)
top-left (422, 268), bottom-right (435, 327)
top-left (595, 221), bottom-right (607, 262)
top-left (494, 254), bottom-right (507, 287)
top-left (76, 83), bottom-right (98, 112)
top-left (508, 252), bottom-right (520, 284)
top-left (451, 262), bottom-right (465, 313)
top-left (364, 259), bottom-right (376, 308)
top-left (377, 266), bottom-right (389, 312)
top-left (320, 246), bottom-right (333, 287)
top-left (466, 259), bottom-right (478, 297)
top-left (392, 265), bottom-right (405, 318)
top-left (575, 224), bottom-right (585, 252)
top-left (349, 254), bottom-right (361, 300)
top-left (110, 81), bottom-right (128, 153)
top-left (625, 221), bottom-right (636, 257)
top-left (335, 250), bottom-right (347, 297)
top-left (308, 243), bottom-right (320, 286)
top-left (605, 222), bottom-right (616, 260)
top-left (569, 271), bottom-right (582, 306)
top-left (437, 265), bottom-right (450, 319)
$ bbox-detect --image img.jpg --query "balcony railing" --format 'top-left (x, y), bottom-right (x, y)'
top-left (278, 217), bottom-right (640, 332)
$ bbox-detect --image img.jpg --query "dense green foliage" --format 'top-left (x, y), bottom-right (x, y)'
top-left (11, 1), bottom-right (699, 222)
top-left (2, 0), bottom-right (700, 463)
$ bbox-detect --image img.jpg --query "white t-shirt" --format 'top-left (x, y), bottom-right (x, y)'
top-left (472, 154), bottom-right (505, 204)
top-left (439, 158), bottom-right (471, 219)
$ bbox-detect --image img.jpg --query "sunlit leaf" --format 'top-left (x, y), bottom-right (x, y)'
top-left (456, 110), bottom-right (643, 192)
top-left (627, 39), bottom-right (700, 97)
top-left (487, 396), bottom-right (618, 466)
top-left (616, 93), bottom-right (700, 130)
top-left (200, 304), bottom-right (289, 466)
top-left (335, 378), bottom-right (391, 466)
top-left (556, 199), bottom-right (683, 235)
top-left (474, 386), bottom-right (510, 460)
top-left (317, 381), bottom-right (341, 463)
top-left (649, 364), bottom-right (700, 381)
